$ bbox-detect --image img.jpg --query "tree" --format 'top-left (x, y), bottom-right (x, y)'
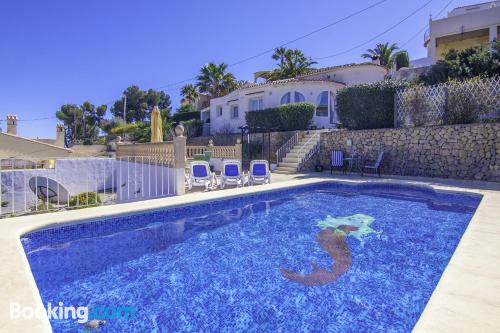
top-left (56, 102), bottom-right (106, 146)
top-left (180, 84), bottom-right (199, 105)
top-left (272, 47), bottom-right (288, 68)
top-left (176, 104), bottom-right (196, 113)
top-left (110, 86), bottom-right (171, 122)
top-left (195, 62), bottom-right (237, 98)
top-left (394, 51), bottom-right (410, 70)
top-left (419, 40), bottom-right (500, 85)
top-left (266, 48), bottom-right (317, 81)
top-left (362, 42), bottom-right (409, 69)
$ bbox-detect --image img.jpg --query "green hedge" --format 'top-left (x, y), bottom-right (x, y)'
top-left (336, 80), bottom-right (410, 130)
top-left (246, 102), bottom-right (314, 131)
top-left (172, 111), bottom-right (200, 122)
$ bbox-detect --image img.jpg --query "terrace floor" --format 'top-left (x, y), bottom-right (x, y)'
top-left (0, 172), bottom-right (499, 332)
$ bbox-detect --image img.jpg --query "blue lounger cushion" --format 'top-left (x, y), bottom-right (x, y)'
top-left (225, 164), bottom-right (239, 177)
top-left (252, 164), bottom-right (267, 176)
top-left (193, 165), bottom-right (208, 177)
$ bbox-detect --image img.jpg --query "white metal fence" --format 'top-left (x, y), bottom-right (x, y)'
top-left (395, 76), bottom-right (500, 127)
top-left (0, 157), bottom-right (176, 219)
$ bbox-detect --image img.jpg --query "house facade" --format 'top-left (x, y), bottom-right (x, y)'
top-left (411, 1), bottom-right (500, 67)
top-left (0, 115), bottom-right (72, 160)
top-left (207, 63), bottom-right (387, 134)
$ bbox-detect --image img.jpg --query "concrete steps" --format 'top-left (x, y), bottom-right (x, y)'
top-left (274, 132), bottom-right (321, 174)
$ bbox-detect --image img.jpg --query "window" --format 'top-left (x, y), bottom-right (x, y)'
top-left (280, 91), bottom-right (306, 105)
top-left (231, 105), bottom-right (239, 119)
top-left (280, 92), bottom-right (291, 105)
top-left (316, 91), bottom-right (330, 117)
top-left (217, 106), bottom-right (223, 117)
top-left (294, 92), bottom-right (305, 103)
top-left (249, 98), bottom-right (263, 111)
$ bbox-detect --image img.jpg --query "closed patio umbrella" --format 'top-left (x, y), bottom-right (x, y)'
top-left (151, 105), bottom-right (163, 143)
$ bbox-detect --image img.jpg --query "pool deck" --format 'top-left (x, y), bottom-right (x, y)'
top-left (0, 172), bottom-right (499, 332)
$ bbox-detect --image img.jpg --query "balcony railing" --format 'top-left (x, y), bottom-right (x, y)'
top-left (424, 29), bottom-right (431, 46)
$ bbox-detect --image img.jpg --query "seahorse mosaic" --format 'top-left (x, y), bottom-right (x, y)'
top-left (280, 214), bottom-right (381, 286)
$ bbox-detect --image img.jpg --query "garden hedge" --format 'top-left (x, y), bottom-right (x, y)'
top-left (246, 102), bottom-right (314, 131)
top-left (336, 80), bottom-right (410, 130)
top-left (172, 111), bottom-right (201, 122)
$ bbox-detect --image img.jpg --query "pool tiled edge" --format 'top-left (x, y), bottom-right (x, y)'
top-left (0, 175), bottom-right (499, 333)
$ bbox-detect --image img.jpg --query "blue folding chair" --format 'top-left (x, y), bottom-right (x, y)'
top-left (361, 151), bottom-right (385, 178)
top-left (330, 150), bottom-right (346, 174)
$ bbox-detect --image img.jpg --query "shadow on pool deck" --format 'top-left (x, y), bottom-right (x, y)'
top-left (290, 171), bottom-right (500, 192)
top-left (184, 170), bottom-right (500, 195)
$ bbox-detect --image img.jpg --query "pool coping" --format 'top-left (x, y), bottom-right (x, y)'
top-left (0, 175), bottom-right (499, 332)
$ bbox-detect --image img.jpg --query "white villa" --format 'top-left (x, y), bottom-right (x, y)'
top-left (205, 62), bottom-right (387, 134)
top-left (412, 1), bottom-right (500, 67)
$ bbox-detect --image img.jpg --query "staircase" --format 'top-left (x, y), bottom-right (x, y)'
top-left (274, 131), bottom-right (321, 174)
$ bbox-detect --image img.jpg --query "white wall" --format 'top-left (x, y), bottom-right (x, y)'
top-left (115, 159), bottom-right (175, 202)
top-left (0, 158), bottom-right (175, 215)
top-left (209, 81), bottom-right (345, 134)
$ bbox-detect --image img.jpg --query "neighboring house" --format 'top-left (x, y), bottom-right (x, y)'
top-left (208, 63), bottom-right (387, 134)
top-left (411, 1), bottom-right (500, 67)
top-left (0, 115), bottom-right (72, 160)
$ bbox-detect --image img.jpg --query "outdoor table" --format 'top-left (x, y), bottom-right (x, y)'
top-left (344, 154), bottom-right (363, 173)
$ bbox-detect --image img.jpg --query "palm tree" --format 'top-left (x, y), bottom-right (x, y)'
top-left (267, 48), bottom-right (317, 81)
top-left (272, 47), bottom-right (288, 68)
top-left (195, 62), bottom-right (237, 98)
top-left (180, 84), bottom-right (199, 105)
top-left (362, 42), bottom-right (407, 69)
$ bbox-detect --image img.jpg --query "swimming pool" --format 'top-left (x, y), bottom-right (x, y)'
top-left (22, 182), bottom-right (481, 332)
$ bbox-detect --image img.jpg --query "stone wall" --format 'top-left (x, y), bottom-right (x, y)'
top-left (317, 123), bottom-right (500, 181)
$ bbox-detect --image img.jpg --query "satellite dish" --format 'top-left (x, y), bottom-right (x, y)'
top-left (29, 177), bottom-right (69, 204)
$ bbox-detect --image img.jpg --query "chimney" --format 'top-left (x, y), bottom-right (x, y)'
top-left (371, 57), bottom-right (381, 66)
top-left (55, 123), bottom-right (65, 147)
top-left (6, 115), bottom-right (17, 135)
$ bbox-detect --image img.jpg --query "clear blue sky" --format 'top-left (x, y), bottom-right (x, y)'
top-left (0, 0), bottom-right (479, 138)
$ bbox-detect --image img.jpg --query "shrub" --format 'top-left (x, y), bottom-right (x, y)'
top-left (69, 192), bottom-right (101, 208)
top-left (336, 80), bottom-right (410, 130)
top-left (172, 111), bottom-right (200, 122)
top-left (419, 41), bottom-right (500, 85)
top-left (110, 123), bottom-right (139, 135)
top-left (246, 102), bottom-right (314, 131)
top-left (401, 87), bottom-right (432, 126)
top-left (182, 119), bottom-right (203, 138)
top-left (445, 82), bottom-right (485, 125)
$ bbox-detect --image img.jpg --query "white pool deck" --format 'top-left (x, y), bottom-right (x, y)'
top-left (0, 172), bottom-right (499, 332)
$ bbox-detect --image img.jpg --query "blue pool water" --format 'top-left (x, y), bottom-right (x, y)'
top-left (22, 182), bottom-right (480, 332)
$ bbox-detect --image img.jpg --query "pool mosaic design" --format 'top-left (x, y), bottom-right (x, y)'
top-left (22, 182), bottom-right (481, 332)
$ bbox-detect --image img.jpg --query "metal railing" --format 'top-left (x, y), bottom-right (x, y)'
top-left (0, 156), bottom-right (176, 219)
top-left (296, 132), bottom-right (321, 171)
top-left (424, 29), bottom-right (430, 45)
top-left (275, 132), bottom-right (299, 166)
